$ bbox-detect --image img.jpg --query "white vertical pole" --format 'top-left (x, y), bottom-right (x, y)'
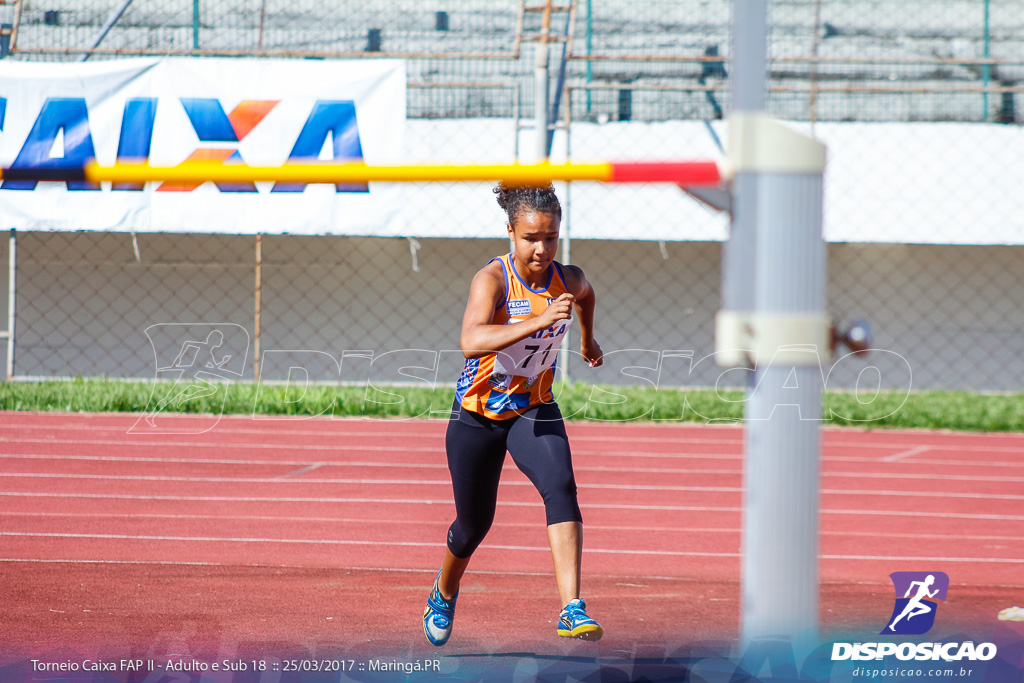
top-left (720, 0), bottom-right (828, 649)
top-left (741, 158), bottom-right (826, 645)
top-left (558, 191), bottom-right (571, 386)
top-left (559, 89), bottom-right (572, 386)
top-left (720, 0), bottom-right (768, 337)
top-left (254, 233), bottom-right (262, 381)
top-left (534, 53), bottom-right (549, 162)
top-left (6, 229), bottom-right (16, 381)
top-left (535, 2), bottom-right (552, 162)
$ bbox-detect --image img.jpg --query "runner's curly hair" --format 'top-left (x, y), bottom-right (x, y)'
top-left (494, 181), bottom-right (562, 227)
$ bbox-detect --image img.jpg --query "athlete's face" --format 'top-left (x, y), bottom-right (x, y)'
top-left (508, 209), bottom-right (560, 277)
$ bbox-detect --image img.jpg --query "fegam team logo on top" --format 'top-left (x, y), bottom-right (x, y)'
top-left (507, 299), bottom-right (532, 316)
top-left (0, 96), bottom-right (368, 193)
top-left (881, 571), bottom-right (949, 635)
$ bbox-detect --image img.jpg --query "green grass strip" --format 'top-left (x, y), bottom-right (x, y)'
top-left (2, 379), bottom-right (1022, 432)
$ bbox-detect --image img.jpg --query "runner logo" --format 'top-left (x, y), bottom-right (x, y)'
top-left (881, 571), bottom-right (949, 635)
top-left (130, 323), bottom-right (249, 434)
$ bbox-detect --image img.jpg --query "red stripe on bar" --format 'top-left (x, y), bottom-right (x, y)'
top-left (608, 161), bottom-right (721, 185)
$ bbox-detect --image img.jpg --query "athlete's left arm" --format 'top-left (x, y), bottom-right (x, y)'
top-left (565, 265), bottom-right (603, 368)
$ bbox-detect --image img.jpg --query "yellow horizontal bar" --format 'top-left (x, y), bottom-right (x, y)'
top-left (84, 161), bottom-right (615, 185)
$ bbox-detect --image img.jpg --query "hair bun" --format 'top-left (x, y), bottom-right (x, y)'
top-left (493, 182), bottom-right (561, 226)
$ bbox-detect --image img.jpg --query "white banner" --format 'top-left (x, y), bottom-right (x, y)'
top-left (0, 58), bottom-right (406, 234)
top-left (2, 58), bottom-right (1020, 245)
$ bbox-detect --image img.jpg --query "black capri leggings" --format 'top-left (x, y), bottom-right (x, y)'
top-left (445, 400), bottom-right (583, 559)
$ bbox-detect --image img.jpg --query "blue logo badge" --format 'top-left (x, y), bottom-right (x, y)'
top-left (881, 572), bottom-right (949, 635)
top-left (508, 299), bottom-right (531, 316)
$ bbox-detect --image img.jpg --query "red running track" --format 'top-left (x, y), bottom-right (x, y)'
top-left (1, 411), bottom-right (1023, 666)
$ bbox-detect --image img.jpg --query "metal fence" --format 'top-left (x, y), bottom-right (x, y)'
top-left (7, 228), bottom-right (1021, 392)
top-left (8, 1), bottom-right (1022, 123)
top-left (2, 0), bottom-right (1023, 392)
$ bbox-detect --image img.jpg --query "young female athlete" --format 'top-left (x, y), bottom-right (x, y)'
top-left (423, 182), bottom-right (604, 646)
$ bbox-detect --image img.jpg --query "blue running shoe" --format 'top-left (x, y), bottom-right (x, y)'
top-left (557, 598), bottom-right (603, 640)
top-left (423, 569), bottom-right (457, 646)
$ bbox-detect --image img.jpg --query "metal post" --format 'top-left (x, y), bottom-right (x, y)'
top-left (809, 0), bottom-right (823, 131)
top-left (741, 151), bottom-right (826, 646)
top-left (9, 0), bottom-right (23, 53)
top-left (254, 233), bottom-right (262, 381)
top-left (558, 189), bottom-right (571, 386)
top-left (722, 7), bottom-right (771, 644)
top-left (585, 0), bottom-right (593, 115)
top-left (534, 2), bottom-right (552, 162)
top-left (5, 229), bottom-right (16, 381)
top-left (559, 93), bottom-right (573, 384)
top-left (0, 24), bottom-right (12, 59)
top-left (720, 0), bottom-right (767, 333)
top-left (547, 6), bottom-right (573, 155)
top-left (192, 0), bottom-right (200, 51)
top-left (982, 0), bottom-right (991, 121)
top-left (79, 0), bottom-right (134, 62)
top-left (257, 0), bottom-right (268, 51)
top-left (513, 86), bottom-right (521, 161)
top-left (718, 0), bottom-right (828, 649)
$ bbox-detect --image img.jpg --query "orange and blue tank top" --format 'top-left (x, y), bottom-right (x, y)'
top-left (455, 253), bottom-right (573, 420)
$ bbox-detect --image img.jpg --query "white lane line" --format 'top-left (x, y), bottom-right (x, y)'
top-left (2, 438), bottom-right (742, 460)
top-left (4, 437), bottom-right (444, 453)
top-left (827, 471), bottom-right (1024, 483)
top-left (882, 445), bottom-right (931, 462)
top-left (0, 491), bottom-right (723, 512)
top-left (3, 490), bottom-right (1024, 522)
top-left (5, 429), bottom-right (1024, 455)
top-left (1, 557), bottom-right (226, 566)
top-left (4, 472), bottom-right (1024, 502)
top-left (0, 531), bottom-right (733, 557)
top-left (5, 511), bottom-right (1023, 543)
top-left (7, 434), bottom-right (1024, 457)
top-left (0, 531), bottom-right (446, 547)
top-left (819, 488), bottom-right (1024, 501)
top-left (4, 453), bottom-right (1024, 483)
top-left (2, 557), bottom-right (1023, 589)
top-left (1, 422), bottom-right (441, 439)
top-left (4, 533), bottom-right (1023, 566)
top-left (823, 508), bottom-right (1024, 521)
top-left (0, 472), bottom-right (741, 493)
top-left (3, 448), bottom-right (1021, 469)
top-left (0, 452), bottom-right (447, 467)
top-left (0, 558), bottom-right (713, 582)
top-left (2, 422), bottom-right (743, 446)
top-left (0, 453), bottom-right (741, 476)
top-left (818, 554), bottom-right (1024, 563)
top-left (8, 418), bottom-right (1024, 451)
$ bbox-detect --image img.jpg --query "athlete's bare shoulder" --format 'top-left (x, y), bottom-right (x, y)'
top-left (465, 257), bottom-right (507, 313)
top-left (560, 263), bottom-right (592, 299)
top-left (479, 257), bottom-right (506, 279)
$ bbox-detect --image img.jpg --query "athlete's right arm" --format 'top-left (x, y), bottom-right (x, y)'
top-left (459, 264), bottom-right (572, 359)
